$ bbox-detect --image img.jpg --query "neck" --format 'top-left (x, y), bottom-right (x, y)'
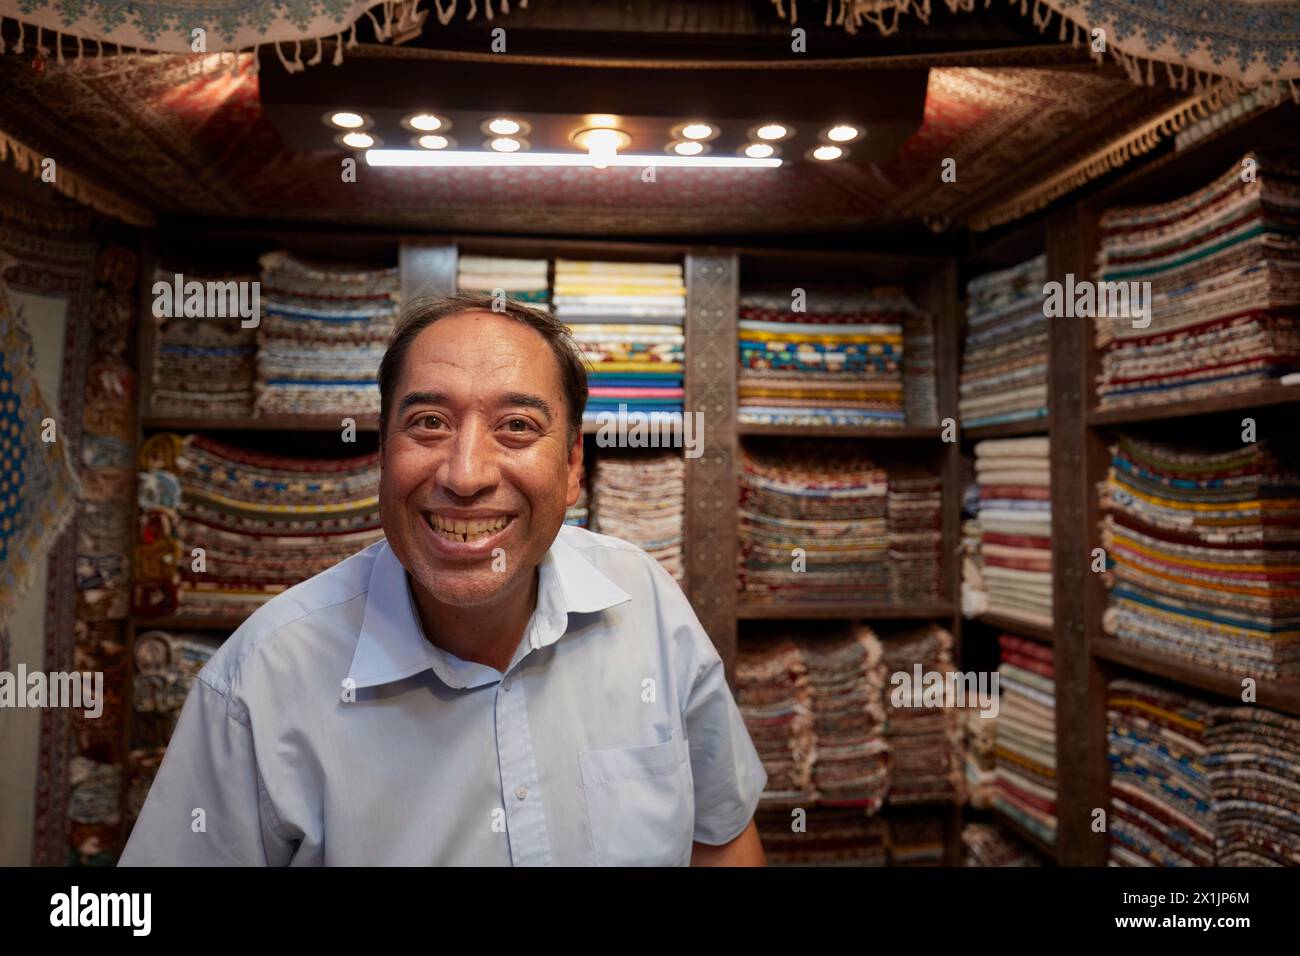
top-left (410, 569), bottom-right (539, 674)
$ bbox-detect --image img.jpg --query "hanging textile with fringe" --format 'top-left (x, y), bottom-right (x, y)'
top-left (0, 0), bottom-right (524, 75)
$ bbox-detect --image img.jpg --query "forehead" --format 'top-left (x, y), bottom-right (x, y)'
top-left (397, 310), bottom-right (564, 394)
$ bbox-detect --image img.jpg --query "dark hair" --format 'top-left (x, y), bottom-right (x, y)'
top-left (378, 292), bottom-right (589, 447)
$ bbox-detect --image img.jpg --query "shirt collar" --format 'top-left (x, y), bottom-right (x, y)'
top-left (347, 532), bottom-right (632, 690)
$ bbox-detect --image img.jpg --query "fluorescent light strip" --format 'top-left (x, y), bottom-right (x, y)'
top-left (366, 149), bottom-right (781, 168)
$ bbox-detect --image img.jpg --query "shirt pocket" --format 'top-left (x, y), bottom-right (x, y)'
top-left (578, 728), bottom-right (694, 867)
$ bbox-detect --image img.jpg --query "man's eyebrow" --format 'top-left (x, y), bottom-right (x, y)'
top-left (397, 391), bottom-right (448, 415)
top-left (503, 393), bottom-right (554, 421)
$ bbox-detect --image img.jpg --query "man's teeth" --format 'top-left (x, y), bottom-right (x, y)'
top-left (427, 514), bottom-right (511, 541)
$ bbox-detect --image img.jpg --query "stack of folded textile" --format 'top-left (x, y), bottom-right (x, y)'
top-left (887, 467), bottom-right (944, 605)
top-left (756, 807), bottom-right (888, 866)
top-left (170, 434), bottom-right (384, 617)
top-left (455, 254), bottom-right (550, 310)
top-left (255, 251), bottom-right (399, 416)
top-left (150, 269), bottom-right (257, 417)
top-left (737, 286), bottom-right (911, 427)
top-left (902, 310), bottom-right (939, 426)
top-left (888, 814), bottom-right (948, 866)
top-left (126, 630), bottom-right (222, 826)
top-left (961, 822), bottom-right (1045, 866)
top-left (993, 634), bottom-right (1057, 846)
top-left (590, 452), bottom-right (684, 583)
top-left (881, 624), bottom-right (963, 805)
top-left (802, 624), bottom-right (890, 811)
top-left (564, 483), bottom-right (589, 528)
top-left (1205, 706), bottom-right (1300, 866)
top-left (736, 637), bottom-right (816, 810)
top-left (1107, 678), bottom-right (1215, 866)
top-left (963, 706), bottom-right (998, 810)
top-left (959, 255), bottom-right (1049, 428)
top-left (960, 457), bottom-right (988, 618)
top-left (1100, 436), bottom-right (1300, 679)
top-left (1094, 152), bottom-right (1300, 410)
top-left (972, 437), bottom-right (1053, 629)
top-left (552, 259), bottom-right (686, 425)
top-left (738, 445), bottom-right (890, 605)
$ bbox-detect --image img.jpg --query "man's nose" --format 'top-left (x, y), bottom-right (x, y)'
top-left (438, 421), bottom-right (501, 497)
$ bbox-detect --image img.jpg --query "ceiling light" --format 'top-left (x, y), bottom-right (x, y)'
top-left (825, 124), bottom-right (860, 143)
top-left (681, 123), bottom-right (714, 140)
top-left (587, 114), bottom-right (620, 128)
top-left (366, 150), bottom-right (782, 169)
top-left (487, 117), bottom-right (523, 135)
top-left (340, 131), bottom-right (376, 149)
top-left (811, 144), bottom-right (844, 161)
top-left (573, 127), bottom-right (631, 168)
top-left (328, 111), bottom-right (367, 129)
top-left (744, 143), bottom-right (775, 159)
top-left (673, 141), bottom-right (705, 156)
top-left (416, 134), bottom-right (451, 150)
top-left (755, 123), bottom-right (789, 141)
top-left (404, 113), bottom-right (446, 132)
top-left (489, 137), bottom-right (523, 152)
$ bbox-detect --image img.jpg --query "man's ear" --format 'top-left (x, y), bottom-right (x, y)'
top-left (566, 430), bottom-right (584, 508)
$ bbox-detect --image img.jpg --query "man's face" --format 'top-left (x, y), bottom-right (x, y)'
top-left (379, 311), bottom-right (583, 610)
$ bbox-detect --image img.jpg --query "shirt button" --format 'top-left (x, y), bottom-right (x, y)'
top-left (502, 677), bottom-right (512, 692)
top-left (515, 785), bottom-right (528, 801)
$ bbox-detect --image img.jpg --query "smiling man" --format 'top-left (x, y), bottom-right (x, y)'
top-left (120, 293), bottom-right (767, 867)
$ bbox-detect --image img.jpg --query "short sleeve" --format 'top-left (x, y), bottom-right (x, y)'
top-left (118, 677), bottom-right (297, 866)
top-left (683, 647), bottom-right (768, 846)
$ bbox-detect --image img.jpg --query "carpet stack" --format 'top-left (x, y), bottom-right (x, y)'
top-left (962, 822), bottom-right (1046, 866)
top-left (736, 286), bottom-right (910, 427)
top-left (170, 434), bottom-right (384, 617)
top-left (993, 634), bottom-right (1057, 847)
top-left (1205, 705), bottom-right (1300, 866)
top-left (738, 445), bottom-right (890, 605)
top-left (1094, 152), bottom-right (1300, 410)
top-left (756, 807), bottom-right (888, 866)
top-left (736, 637), bottom-right (817, 811)
top-left (552, 259), bottom-right (686, 426)
top-left (590, 452), bottom-right (685, 583)
top-left (149, 269), bottom-right (257, 418)
top-left (1107, 678), bottom-right (1216, 866)
top-left (887, 467), bottom-right (945, 606)
top-left (972, 437), bottom-right (1053, 629)
top-left (255, 251), bottom-right (399, 416)
top-left (455, 254), bottom-right (550, 310)
top-left (882, 624), bottom-right (963, 806)
top-left (1100, 436), bottom-right (1300, 680)
top-left (959, 254), bottom-right (1049, 428)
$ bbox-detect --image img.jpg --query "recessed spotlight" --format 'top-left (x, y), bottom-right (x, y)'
top-left (416, 134), bottom-right (452, 150)
top-left (486, 117), bottom-right (524, 135)
top-left (754, 123), bottom-right (790, 141)
top-left (573, 127), bottom-right (631, 167)
top-left (489, 137), bottom-right (523, 152)
top-left (825, 124), bottom-right (861, 143)
top-left (672, 141), bottom-right (705, 156)
top-left (587, 114), bottom-right (620, 128)
top-left (811, 144), bottom-right (845, 161)
top-left (744, 143), bottom-right (776, 159)
top-left (671, 121), bottom-right (718, 142)
top-left (327, 111), bottom-right (368, 130)
top-left (339, 131), bottom-right (377, 149)
top-left (404, 113), bottom-right (448, 132)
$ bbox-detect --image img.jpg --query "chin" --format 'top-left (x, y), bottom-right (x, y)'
top-left (414, 568), bottom-right (518, 608)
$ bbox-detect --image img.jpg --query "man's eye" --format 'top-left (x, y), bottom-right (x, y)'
top-left (504, 418), bottom-right (535, 433)
top-left (416, 415), bottom-right (445, 430)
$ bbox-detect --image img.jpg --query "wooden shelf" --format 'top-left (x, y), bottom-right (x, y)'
top-left (1087, 383), bottom-right (1300, 427)
top-left (737, 423), bottom-right (943, 439)
top-left (991, 805), bottom-right (1059, 862)
top-left (969, 613), bottom-right (1054, 646)
top-left (1092, 638), bottom-right (1300, 718)
top-left (144, 415), bottom-right (379, 432)
top-left (132, 614), bottom-right (249, 632)
top-left (738, 601), bottom-right (954, 620)
top-left (962, 418), bottom-right (1049, 441)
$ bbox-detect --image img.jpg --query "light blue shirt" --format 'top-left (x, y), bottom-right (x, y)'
top-left (119, 526), bottom-right (766, 866)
